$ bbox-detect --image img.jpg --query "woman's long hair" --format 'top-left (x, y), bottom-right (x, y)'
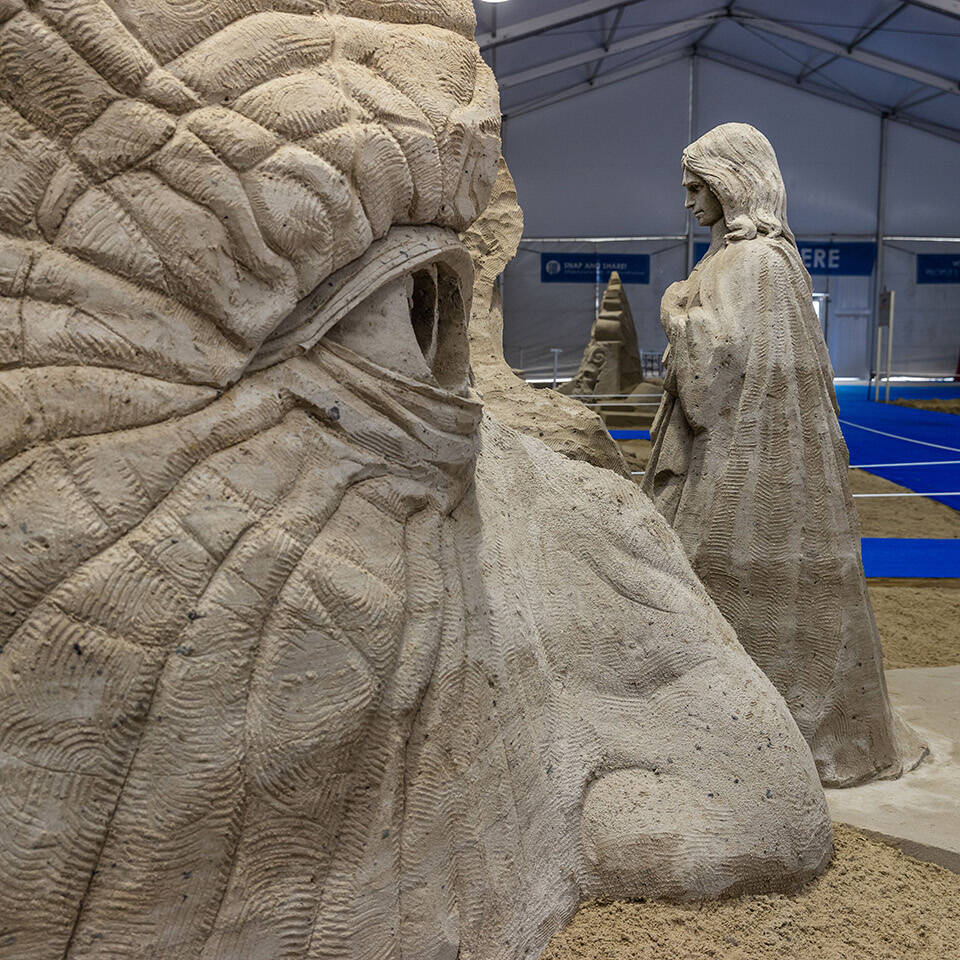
top-left (682, 123), bottom-right (796, 247)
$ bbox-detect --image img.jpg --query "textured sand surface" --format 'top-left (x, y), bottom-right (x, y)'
top-left (872, 578), bottom-right (960, 669)
top-left (894, 397), bottom-right (960, 416)
top-left (540, 824), bottom-right (960, 960)
top-left (0, 12), bottom-right (843, 954)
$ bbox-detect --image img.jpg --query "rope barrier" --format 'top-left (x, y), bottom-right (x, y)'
top-left (582, 401), bottom-right (662, 407)
top-left (568, 393), bottom-right (659, 399)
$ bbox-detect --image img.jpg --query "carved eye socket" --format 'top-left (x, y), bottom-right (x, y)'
top-left (410, 269), bottom-right (438, 362)
top-left (321, 260), bottom-right (469, 392)
top-left (407, 266), bottom-right (470, 389)
top-left (431, 265), bottom-right (470, 390)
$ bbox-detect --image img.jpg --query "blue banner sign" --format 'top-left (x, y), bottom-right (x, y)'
top-left (540, 252), bottom-right (650, 284)
top-left (693, 240), bottom-right (876, 276)
top-left (917, 253), bottom-right (960, 284)
top-left (800, 242), bottom-right (876, 275)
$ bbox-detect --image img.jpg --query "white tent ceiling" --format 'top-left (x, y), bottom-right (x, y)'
top-left (472, 0), bottom-right (960, 144)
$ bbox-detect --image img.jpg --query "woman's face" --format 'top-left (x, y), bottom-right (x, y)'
top-left (682, 170), bottom-right (724, 227)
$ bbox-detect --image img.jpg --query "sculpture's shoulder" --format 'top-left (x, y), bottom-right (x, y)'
top-left (714, 235), bottom-right (803, 279)
top-left (704, 236), bottom-right (808, 307)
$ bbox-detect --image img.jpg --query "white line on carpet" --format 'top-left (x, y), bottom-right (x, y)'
top-left (852, 491), bottom-right (960, 498)
top-left (850, 459), bottom-right (960, 468)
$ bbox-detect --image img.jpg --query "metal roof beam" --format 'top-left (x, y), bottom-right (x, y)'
top-left (503, 47), bottom-right (691, 120)
top-left (903, 0), bottom-right (960, 21)
top-left (732, 8), bottom-right (960, 95)
top-left (502, 44), bottom-right (960, 145)
top-left (699, 47), bottom-right (960, 145)
top-left (498, 10), bottom-right (726, 90)
top-left (701, 47), bottom-right (885, 114)
top-left (477, 0), bottom-right (647, 52)
top-left (587, 6), bottom-right (626, 83)
top-left (797, 2), bottom-right (908, 84)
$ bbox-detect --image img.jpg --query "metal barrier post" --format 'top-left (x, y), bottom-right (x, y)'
top-left (550, 347), bottom-right (562, 389)
top-left (874, 290), bottom-right (894, 402)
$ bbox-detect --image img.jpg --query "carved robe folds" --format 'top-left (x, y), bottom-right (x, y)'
top-left (644, 236), bottom-right (925, 787)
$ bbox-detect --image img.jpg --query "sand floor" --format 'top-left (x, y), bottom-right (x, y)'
top-left (540, 825), bottom-right (960, 960)
top-left (826, 665), bottom-right (960, 862)
top-left (894, 396), bottom-right (960, 416)
top-left (871, 578), bottom-right (960, 669)
top-left (849, 469), bottom-right (960, 538)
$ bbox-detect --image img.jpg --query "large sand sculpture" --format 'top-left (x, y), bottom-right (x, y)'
top-left (462, 157), bottom-right (629, 475)
top-left (558, 270), bottom-right (644, 397)
top-left (643, 122), bottom-right (926, 788)
top-left (0, 6), bottom-right (831, 958)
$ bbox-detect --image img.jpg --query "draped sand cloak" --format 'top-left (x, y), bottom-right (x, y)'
top-left (644, 235), bottom-right (925, 787)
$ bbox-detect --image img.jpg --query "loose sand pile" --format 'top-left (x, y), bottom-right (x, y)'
top-left (870, 577), bottom-right (960, 668)
top-left (894, 396), bottom-right (960, 416)
top-left (541, 825), bottom-right (960, 960)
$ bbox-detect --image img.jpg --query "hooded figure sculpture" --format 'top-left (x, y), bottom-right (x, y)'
top-left (0, 7), bottom-right (831, 959)
top-left (643, 122), bottom-right (926, 788)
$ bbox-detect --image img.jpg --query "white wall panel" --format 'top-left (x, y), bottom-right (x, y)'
top-left (499, 52), bottom-right (960, 378)
top-left (884, 123), bottom-right (960, 237)
top-left (881, 242), bottom-right (960, 377)
top-left (695, 59), bottom-right (881, 236)
top-left (503, 58), bottom-right (691, 238)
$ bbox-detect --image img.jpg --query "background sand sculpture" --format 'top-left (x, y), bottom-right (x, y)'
top-left (0, 5), bottom-right (832, 958)
top-left (462, 157), bottom-right (629, 475)
top-left (558, 270), bottom-right (643, 398)
top-left (643, 122), bottom-right (925, 787)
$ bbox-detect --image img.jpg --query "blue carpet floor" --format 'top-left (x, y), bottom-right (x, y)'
top-left (835, 388), bottom-right (960, 511)
top-left (861, 538), bottom-right (960, 578)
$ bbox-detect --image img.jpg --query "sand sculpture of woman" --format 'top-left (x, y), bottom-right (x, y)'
top-left (643, 122), bottom-right (925, 787)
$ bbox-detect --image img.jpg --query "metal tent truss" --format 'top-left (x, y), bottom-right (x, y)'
top-left (475, 1), bottom-right (960, 144)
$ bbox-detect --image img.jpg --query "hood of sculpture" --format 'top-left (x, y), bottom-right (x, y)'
top-left (0, 0), bottom-right (499, 388)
